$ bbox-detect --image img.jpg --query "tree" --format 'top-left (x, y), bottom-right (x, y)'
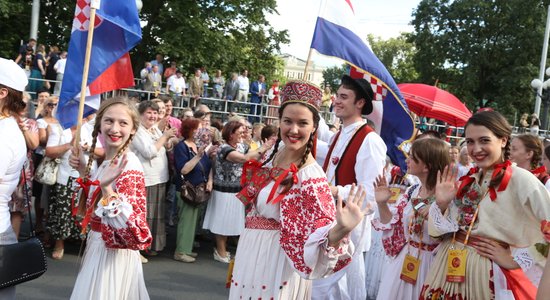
top-left (0, 0), bottom-right (289, 82)
top-left (367, 33), bottom-right (419, 83)
top-left (409, 0), bottom-right (549, 120)
top-left (322, 64), bottom-right (347, 92)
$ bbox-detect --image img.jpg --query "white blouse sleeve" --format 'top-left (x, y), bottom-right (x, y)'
top-left (428, 201), bottom-right (459, 237)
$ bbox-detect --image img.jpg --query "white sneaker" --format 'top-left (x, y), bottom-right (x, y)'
top-left (140, 254), bottom-right (148, 264)
top-left (213, 248), bottom-right (230, 263)
top-left (174, 252), bottom-right (196, 263)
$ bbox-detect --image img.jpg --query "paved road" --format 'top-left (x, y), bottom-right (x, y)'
top-left (15, 227), bottom-right (232, 300)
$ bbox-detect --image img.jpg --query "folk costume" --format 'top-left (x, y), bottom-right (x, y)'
top-left (228, 81), bottom-right (355, 300)
top-left (420, 163), bottom-right (550, 300)
top-left (70, 152), bottom-right (152, 300)
top-left (313, 75), bottom-right (387, 300)
top-left (372, 184), bottom-right (440, 299)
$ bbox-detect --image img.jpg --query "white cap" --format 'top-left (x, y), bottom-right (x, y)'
top-left (0, 58), bottom-right (28, 92)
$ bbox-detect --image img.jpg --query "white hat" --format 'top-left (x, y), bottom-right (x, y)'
top-left (0, 58), bottom-right (28, 92)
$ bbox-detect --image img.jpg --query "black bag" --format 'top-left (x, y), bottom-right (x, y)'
top-left (0, 169), bottom-right (47, 288)
top-left (180, 145), bottom-right (210, 207)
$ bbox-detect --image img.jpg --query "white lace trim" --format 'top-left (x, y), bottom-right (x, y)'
top-left (429, 202), bottom-right (458, 234)
top-left (512, 247), bottom-right (535, 271)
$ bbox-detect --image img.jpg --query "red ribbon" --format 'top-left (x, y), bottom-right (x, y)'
top-left (456, 166), bottom-right (479, 199)
top-left (266, 163), bottom-right (299, 204)
top-left (70, 177), bottom-right (101, 234)
top-left (488, 160), bottom-right (512, 201)
top-left (531, 165), bottom-right (547, 176)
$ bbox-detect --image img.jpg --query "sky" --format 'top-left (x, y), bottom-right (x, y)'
top-left (267, 0), bottom-right (423, 67)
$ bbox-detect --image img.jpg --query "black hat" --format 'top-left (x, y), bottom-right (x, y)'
top-left (341, 75), bottom-right (374, 115)
top-left (176, 69), bottom-right (182, 74)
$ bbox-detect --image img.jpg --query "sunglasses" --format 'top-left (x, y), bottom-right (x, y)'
top-left (47, 103), bottom-right (58, 107)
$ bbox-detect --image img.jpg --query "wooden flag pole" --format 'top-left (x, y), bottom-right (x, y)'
top-left (74, 0), bottom-right (100, 149)
top-left (303, 48), bottom-right (314, 82)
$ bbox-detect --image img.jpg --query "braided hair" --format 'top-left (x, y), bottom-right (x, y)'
top-left (76, 97), bottom-right (140, 216)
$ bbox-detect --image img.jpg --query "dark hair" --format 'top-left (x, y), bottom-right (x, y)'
top-left (410, 138), bottom-right (451, 191)
top-left (160, 95), bottom-right (172, 104)
top-left (180, 118), bottom-right (201, 140)
top-left (513, 134), bottom-right (543, 169)
top-left (0, 84), bottom-right (24, 117)
top-left (222, 120), bottom-right (244, 142)
top-left (211, 119), bottom-right (223, 131)
top-left (193, 110), bottom-right (206, 119)
top-left (417, 130), bottom-right (441, 140)
top-left (138, 100), bottom-right (159, 114)
top-left (465, 110), bottom-right (511, 160)
top-left (261, 124), bottom-right (277, 141)
top-left (37, 88), bottom-right (50, 95)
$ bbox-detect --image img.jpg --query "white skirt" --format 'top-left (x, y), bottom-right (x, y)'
top-left (229, 227), bottom-right (310, 300)
top-left (202, 190), bottom-right (245, 236)
top-left (365, 229), bottom-right (388, 300)
top-left (70, 231), bottom-right (149, 300)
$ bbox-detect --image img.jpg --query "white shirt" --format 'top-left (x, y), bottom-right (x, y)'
top-left (130, 125), bottom-right (169, 186)
top-left (0, 117), bottom-right (26, 233)
top-left (46, 124), bottom-right (79, 185)
top-left (237, 75), bottom-right (249, 91)
top-left (54, 58), bottom-right (67, 74)
top-left (167, 75), bottom-right (186, 94)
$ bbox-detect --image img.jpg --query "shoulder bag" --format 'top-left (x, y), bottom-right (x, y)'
top-left (180, 146), bottom-right (211, 207)
top-left (0, 168), bottom-right (47, 288)
top-left (34, 124), bottom-right (63, 185)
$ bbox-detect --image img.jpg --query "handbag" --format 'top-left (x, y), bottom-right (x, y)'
top-left (0, 169), bottom-right (47, 288)
top-left (34, 125), bottom-right (63, 185)
top-left (34, 157), bottom-right (60, 185)
top-left (180, 146), bottom-right (210, 207)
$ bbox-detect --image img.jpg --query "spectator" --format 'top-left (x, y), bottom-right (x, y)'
top-left (200, 66), bottom-right (210, 97)
top-left (202, 121), bottom-right (274, 263)
top-left (519, 113), bottom-right (529, 133)
top-left (53, 51), bottom-right (67, 96)
top-left (131, 101), bottom-right (177, 257)
top-left (173, 118), bottom-right (213, 263)
top-left (18, 46), bottom-right (34, 77)
top-left (0, 57), bottom-right (28, 300)
top-left (248, 74), bottom-right (266, 123)
top-left (249, 123), bottom-right (265, 151)
top-left (29, 44), bottom-right (47, 99)
top-left (166, 69), bottom-right (186, 106)
top-left (449, 145), bottom-right (460, 164)
top-left (179, 107), bottom-right (193, 121)
top-left (140, 62), bottom-right (152, 90)
top-left (150, 54), bottom-right (164, 75)
top-left (164, 61), bottom-right (177, 80)
top-left (236, 69), bottom-right (249, 102)
top-left (223, 72), bottom-right (239, 111)
top-left (45, 45), bottom-right (60, 94)
top-left (531, 113), bottom-right (541, 136)
top-left (144, 65), bottom-right (162, 96)
top-left (188, 68), bottom-right (203, 108)
top-left (14, 38), bottom-right (36, 66)
top-left (267, 79), bottom-right (280, 124)
top-left (212, 70), bottom-right (225, 98)
top-left (33, 88), bottom-right (50, 118)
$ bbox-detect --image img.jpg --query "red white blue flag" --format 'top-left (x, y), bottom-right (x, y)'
top-left (310, 0), bottom-right (414, 172)
top-left (57, 0), bottom-right (141, 128)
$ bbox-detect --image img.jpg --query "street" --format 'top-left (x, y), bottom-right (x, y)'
top-left (15, 227), bottom-right (230, 300)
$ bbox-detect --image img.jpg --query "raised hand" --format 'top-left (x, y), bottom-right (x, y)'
top-left (335, 184), bottom-right (369, 233)
top-left (70, 146), bottom-right (87, 176)
top-left (373, 174), bottom-right (391, 204)
top-left (100, 154), bottom-right (128, 190)
top-left (435, 165), bottom-right (458, 211)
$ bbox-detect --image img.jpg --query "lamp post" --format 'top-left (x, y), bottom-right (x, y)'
top-left (531, 69), bottom-right (550, 132)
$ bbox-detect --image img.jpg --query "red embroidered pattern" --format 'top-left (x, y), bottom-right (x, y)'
top-left (245, 216), bottom-right (280, 230)
top-left (379, 199), bottom-right (408, 258)
top-left (279, 176), bottom-right (349, 276)
top-left (95, 169), bottom-right (152, 250)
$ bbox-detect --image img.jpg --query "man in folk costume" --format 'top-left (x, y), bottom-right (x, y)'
top-left (313, 75), bottom-right (387, 300)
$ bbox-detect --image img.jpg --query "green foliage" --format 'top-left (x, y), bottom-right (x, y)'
top-left (135, 0), bottom-right (289, 81)
top-left (410, 0), bottom-right (549, 121)
top-left (0, 0), bottom-right (288, 82)
top-left (322, 64), bottom-right (347, 92)
top-left (367, 33), bottom-right (419, 83)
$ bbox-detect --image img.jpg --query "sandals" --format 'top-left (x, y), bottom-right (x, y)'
top-left (52, 248), bottom-right (64, 260)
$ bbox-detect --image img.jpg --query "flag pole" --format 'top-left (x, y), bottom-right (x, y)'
top-left (303, 48), bottom-right (314, 82)
top-left (74, 0), bottom-right (100, 148)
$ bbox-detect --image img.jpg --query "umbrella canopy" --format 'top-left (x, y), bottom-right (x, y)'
top-left (398, 83), bottom-right (472, 127)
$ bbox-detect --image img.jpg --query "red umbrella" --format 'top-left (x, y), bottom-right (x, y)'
top-left (398, 83), bottom-right (472, 127)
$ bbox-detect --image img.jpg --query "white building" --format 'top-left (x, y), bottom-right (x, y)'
top-left (279, 54), bottom-right (325, 87)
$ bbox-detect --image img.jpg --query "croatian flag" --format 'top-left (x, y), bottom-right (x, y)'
top-left (57, 0), bottom-right (141, 129)
top-left (310, 0), bottom-right (415, 172)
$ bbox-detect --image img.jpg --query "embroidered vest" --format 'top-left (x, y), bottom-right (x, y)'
top-left (323, 123), bottom-right (373, 186)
